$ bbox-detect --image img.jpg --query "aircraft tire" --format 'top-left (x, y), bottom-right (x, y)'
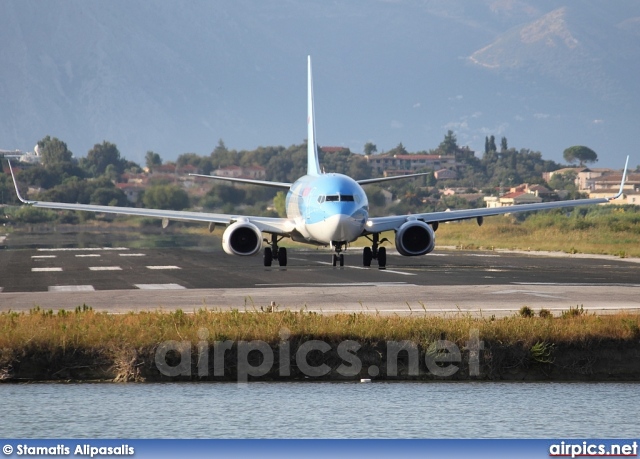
top-left (363, 247), bottom-right (372, 266)
top-left (278, 247), bottom-right (287, 266)
top-left (378, 247), bottom-right (387, 268)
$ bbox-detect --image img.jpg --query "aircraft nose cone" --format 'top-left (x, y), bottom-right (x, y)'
top-left (326, 213), bottom-right (361, 241)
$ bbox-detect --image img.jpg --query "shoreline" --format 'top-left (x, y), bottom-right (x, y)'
top-left (2, 310), bottom-right (639, 383)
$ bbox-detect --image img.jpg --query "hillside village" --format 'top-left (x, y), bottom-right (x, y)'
top-left (100, 144), bottom-right (640, 210)
top-left (2, 133), bottom-right (639, 224)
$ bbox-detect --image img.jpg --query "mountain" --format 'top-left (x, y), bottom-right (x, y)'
top-left (1, 0), bottom-right (639, 167)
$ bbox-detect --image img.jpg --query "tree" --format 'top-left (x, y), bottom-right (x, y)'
top-left (145, 151), bottom-right (162, 170)
top-left (363, 142), bottom-right (377, 156)
top-left (387, 143), bottom-right (408, 156)
top-left (439, 130), bottom-right (458, 155)
top-left (563, 146), bottom-right (598, 166)
top-left (212, 139), bottom-right (228, 156)
top-left (548, 170), bottom-right (578, 192)
top-left (488, 135), bottom-right (497, 153)
top-left (143, 184), bottom-right (190, 210)
top-left (85, 141), bottom-right (125, 176)
top-left (37, 136), bottom-right (73, 169)
top-left (500, 137), bottom-right (508, 152)
top-left (273, 191), bottom-right (286, 217)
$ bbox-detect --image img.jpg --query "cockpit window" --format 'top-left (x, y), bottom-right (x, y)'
top-left (323, 195), bottom-right (354, 202)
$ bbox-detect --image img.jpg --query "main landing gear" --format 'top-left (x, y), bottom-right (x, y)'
top-left (362, 233), bottom-right (388, 268)
top-left (263, 234), bottom-right (287, 267)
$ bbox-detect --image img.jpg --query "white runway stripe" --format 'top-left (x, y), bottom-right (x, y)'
top-left (146, 265), bottom-right (181, 270)
top-left (119, 253), bottom-right (146, 257)
top-left (76, 254), bottom-right (101, 258)
top-left (135, 283), bottom-right (186, 290)
top-left (31, 255), bottom-right (57, 259)
top-left (88, 266), bottom-right (122, 271)
top-left (316, 261), bottom-right (416, 275)
top-left (32, 267), bottom-right (63, 272)
top-left (37, 247), bottom-right (130, 252)
top-left (48, 285), bottom-right (96, 292)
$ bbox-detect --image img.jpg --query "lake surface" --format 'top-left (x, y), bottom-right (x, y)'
top-left (1, 382), bottom-right (637, 438)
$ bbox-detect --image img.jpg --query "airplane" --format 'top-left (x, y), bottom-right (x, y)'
top-left (7, 56), bottom-right (630, 268)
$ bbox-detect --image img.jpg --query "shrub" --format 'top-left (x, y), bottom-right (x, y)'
top-left (519, 306), bottom-right (534, 318)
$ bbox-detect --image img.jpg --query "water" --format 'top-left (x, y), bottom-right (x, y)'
top-left (2, 382), bottom-right (638, 438)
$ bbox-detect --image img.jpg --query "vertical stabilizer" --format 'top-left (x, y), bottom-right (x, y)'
top-left (307, 56), bottom-right (321, 176)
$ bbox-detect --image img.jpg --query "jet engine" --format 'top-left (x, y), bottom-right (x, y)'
top-left (222, 221), bottom-right (262, 256)
top-left (395, 220), bottom-right (435, 256)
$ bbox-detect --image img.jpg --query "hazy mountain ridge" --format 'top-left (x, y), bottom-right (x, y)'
top-left (1, 1), bottom-right (638, 166)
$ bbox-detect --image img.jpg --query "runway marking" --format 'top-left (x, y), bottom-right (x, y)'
top-left (513, 282), bottom-right (640, 287)
top-left (488, 289), bottom-right (564, 299)
top-left (380, 269), bottom-right (417, 276)
top-left (315, 261), bottom-right (416, 275)
top-left (31, 255), bottom-right (57, 259)
top-left (146, 265), bottom-right (181, 270)
top-left (49, 285), bottom-right (96, 292)
top-left (37, 247), bottom-right (130, 252)
top-left (89, 266), bottom-right (122, 271)
top-left (135, 283), bottom-right (186, 290)
top-left (119, 253), bottom-right (146, 257)
top-left (468, 254), bottom-right (500, 257)
top-left (255, 282), bottom-right (412, 287)
top-left (32, 267), bottom-right (63, 272)
top-left (76, 254), bottom-right (101, 258)
top-left (0, 287), bottom-right (3, 292)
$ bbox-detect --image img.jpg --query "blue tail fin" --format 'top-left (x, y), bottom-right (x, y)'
top-left (307, 56), bottom-right (321, 176)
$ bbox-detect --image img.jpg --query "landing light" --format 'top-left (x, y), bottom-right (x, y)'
top-left (366, 220), bottom-right (373, 227)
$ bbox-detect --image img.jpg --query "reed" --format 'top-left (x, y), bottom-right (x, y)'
top-left (1, 307), bottom-right (638, 353)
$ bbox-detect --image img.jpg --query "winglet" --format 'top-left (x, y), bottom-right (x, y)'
top-left (307, 56), bottom-right (321, 176)
top-left (609, 155), bottom-right (629, 200)
top-left (6, 159), bottom-right (32, 204)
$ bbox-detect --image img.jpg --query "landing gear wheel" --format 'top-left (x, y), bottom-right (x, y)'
top-left (339, 254), bottom-right (344, 267)
top-left (332, 254), bottom-right (338, 267)
top-left (363, 247), bottom-right (372, 267)
top-left (377, 247), bottom-right (387, 268)
top-left (278, 247), bottom-right (287, 266)
top-left (263, 247), bottom-right (273, 267)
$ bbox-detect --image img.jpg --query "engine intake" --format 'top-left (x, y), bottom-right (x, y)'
top-left (222, 221), bottom-right (262, 256)
top-left (395, 220), bottom-right (435, 256)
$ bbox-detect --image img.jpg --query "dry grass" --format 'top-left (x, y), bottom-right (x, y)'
top-left (434, 210), bottom-right (640, 258)
top-left (1, 308), bottom-right (639, 353)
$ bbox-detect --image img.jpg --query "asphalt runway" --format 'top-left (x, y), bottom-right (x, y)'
top-left (1, 231), bottom-right (639, 316)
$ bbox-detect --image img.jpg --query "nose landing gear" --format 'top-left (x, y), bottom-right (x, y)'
top-left (331, 242), bottom-right (345, 266)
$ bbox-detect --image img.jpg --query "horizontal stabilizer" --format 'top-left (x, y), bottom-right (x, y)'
top-left (357, 172), bottom-right (432, 185)
top-left (189, 174), bottom-right (292, 189)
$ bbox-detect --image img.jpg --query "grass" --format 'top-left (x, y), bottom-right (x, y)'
top-left (433, 207), bottom-right (640, 257)
top-left (2, 307), bottom-right (639, 353)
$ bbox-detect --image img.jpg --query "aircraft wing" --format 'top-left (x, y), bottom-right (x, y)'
top-left (7, 161), bottom-right (295, 235)
top-left (365, 156), bottom-right (630, 234)
top-left (189, 173), bottom-right (292, 189)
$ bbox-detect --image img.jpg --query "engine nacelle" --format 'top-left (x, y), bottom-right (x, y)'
top-left (222, 221), bottom-right (262, 256)
top-left (395, 220), bottom-right (435, 256)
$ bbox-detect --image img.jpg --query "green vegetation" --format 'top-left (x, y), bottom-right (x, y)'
top-left (1, 308), bottom-right (639, 381)
top-left (435, 206), bottom-right (640, 257)
top-left (2, 306), bottom-right (637, 350)
top-left (563, 145), bottom-right (598, 166)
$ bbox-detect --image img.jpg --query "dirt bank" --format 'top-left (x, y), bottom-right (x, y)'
top-left (2, 338), bottom-right (639, 382)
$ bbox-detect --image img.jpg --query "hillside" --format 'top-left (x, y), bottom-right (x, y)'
top-left (1, 1), bottom-right (639, 166)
